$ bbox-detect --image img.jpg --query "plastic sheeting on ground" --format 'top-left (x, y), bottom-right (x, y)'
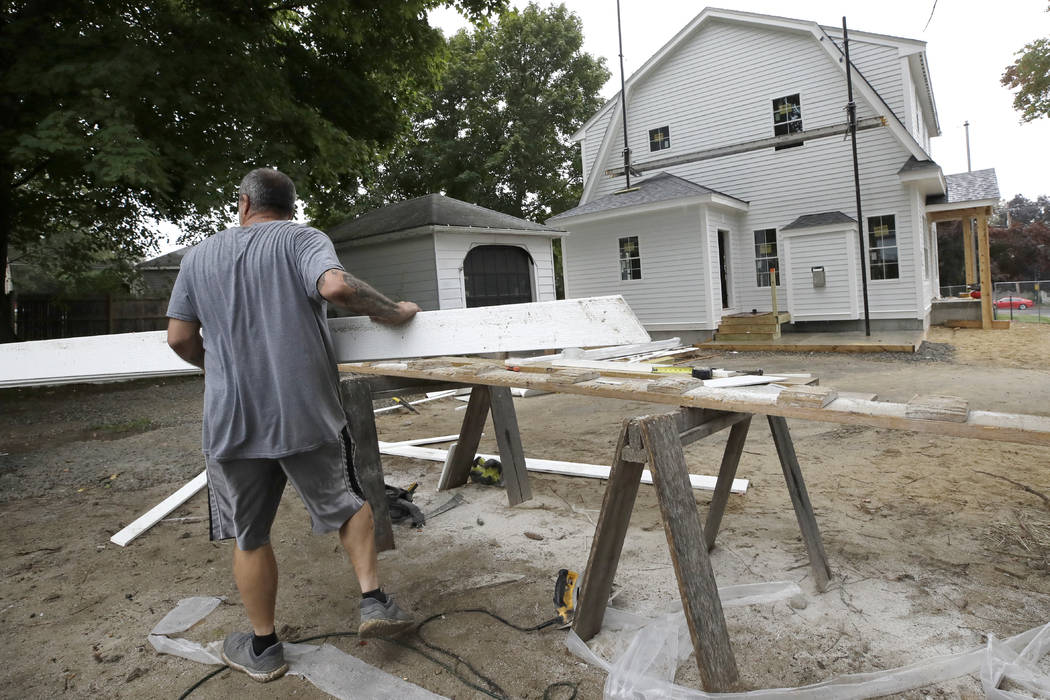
top-left (148, 596), bottom-right (446, 700)
top-left (566, 582), bottom-right (1050, 699)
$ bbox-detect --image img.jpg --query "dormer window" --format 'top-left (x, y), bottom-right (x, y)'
top-left (649, 126), bottom-right (670, 152)
top-left (772, 94), bottom-right (803, 150)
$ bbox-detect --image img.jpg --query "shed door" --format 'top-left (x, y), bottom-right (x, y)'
top-left (464, 245), bottom-right (534, 308)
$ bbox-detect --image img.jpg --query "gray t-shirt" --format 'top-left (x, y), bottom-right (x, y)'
top-left (167, 220), bottom-right (346, 460)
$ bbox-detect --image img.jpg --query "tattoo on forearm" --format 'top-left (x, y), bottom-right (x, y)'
top-left (324, 270), bottom-right (399, 317)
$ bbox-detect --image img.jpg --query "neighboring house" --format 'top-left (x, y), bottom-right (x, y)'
top-left (136, 246), bottom-right (192, 297)
top-left (550, 7), bottom-right (998, 339)
top-left (327, 194), bottom-right (564, 311)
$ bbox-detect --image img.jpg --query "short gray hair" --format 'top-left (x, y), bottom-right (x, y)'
top-left (239, 168), bottom-right (296, 218)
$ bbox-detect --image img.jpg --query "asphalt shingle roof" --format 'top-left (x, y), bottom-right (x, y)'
top-left (782, 211), bottom-right (857, 230)
top-left (138, 247), bottom-right (191, 269)
top-left (548, 172), bottom-right (746, 222)
top-left (897, 156), bottom-right (941, 175)
top-left (327, 194), bottom-right (558, 244)
top-left (926, 169), bottom-right (1000, 206)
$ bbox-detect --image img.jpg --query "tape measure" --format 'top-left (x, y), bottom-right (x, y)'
top-left (651, 366), bottom-right (694, 374)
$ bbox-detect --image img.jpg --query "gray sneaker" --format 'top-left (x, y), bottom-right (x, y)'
top-left (359, 595), bottom-right (415, 638)
top-left (221, 631), bottom-right (288, 682)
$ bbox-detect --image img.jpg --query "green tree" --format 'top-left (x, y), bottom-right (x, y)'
top-left (358, 2), bottom-right (609, 227)
top-left (1, 0), bottom-right (504, 341)
top-left (1001, 4), bottom-right (1050, 122)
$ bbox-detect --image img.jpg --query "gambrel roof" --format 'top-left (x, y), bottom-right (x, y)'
top-left (574, 7), bottom-right (939, 203)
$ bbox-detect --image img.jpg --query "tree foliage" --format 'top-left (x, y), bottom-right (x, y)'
top-left (1, 0), bottom-right (504, 340)
top-left (346, 2), bottom-right (610, 226)
top-left (1001, 4), bottom-right (1050, 122)
top-left (941, 195), bottom-right (1050, 285)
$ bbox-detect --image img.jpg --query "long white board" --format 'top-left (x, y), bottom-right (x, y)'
top-left (1, 296), bottom-right (649, 388)
top-left (0, 331), bottom-right (200, 388)
top-left (328, 295), bottom-right (649, 362)
top-left (377, 442), bottom-right (748, 494)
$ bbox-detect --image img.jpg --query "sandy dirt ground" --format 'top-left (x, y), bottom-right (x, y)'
top-left (2, 324), bottom-right (1050, 699)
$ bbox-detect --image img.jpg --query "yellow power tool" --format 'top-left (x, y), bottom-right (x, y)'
top-left (553, 569), bottom-right (581, 626)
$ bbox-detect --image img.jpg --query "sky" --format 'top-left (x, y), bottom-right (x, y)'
top-left (430, 0), bottom-right (1050, 200)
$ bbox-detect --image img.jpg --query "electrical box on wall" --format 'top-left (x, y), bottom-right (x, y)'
top-left (811, 266), bottom-right (826, 288)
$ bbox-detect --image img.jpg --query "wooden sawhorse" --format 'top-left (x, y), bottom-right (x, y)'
top-left (339, 375), bottom-right (533, 552)
top-left (573, 407), bottom-right (831, 691)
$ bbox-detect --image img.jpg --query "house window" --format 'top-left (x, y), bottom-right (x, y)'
top-left (772, 94), bottom-right (803, 150)
top-left (619, 236), bottom-right (642, 280)
top-left (754, 229), bottom-right (779, 287)
top-left (649, 126), bottom-right (670, 152)
top-left (868, 214), bottom-right (899, 280)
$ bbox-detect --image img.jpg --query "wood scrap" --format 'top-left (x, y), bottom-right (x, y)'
top-left (905, 395), bottom-right (969, 423)
top-left (778, 386), bottom-right (839, 409)
top-left (547, 370), bottom-right (601, 385)
top-left (647, 377), bottom-right (704, 394)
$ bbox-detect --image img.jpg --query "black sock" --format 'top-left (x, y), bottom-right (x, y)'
top-left (251, 631), bottom-right (278, 655)
top-left (362, 588), bottom-right (388, 604)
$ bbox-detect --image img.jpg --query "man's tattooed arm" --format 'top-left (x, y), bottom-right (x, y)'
top-left (317, 269), bottom-right (420, 325)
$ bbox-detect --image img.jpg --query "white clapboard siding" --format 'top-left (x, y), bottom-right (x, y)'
top-left (846, 39), bottom-right (905, 123)
top-left (782, 229), bottom-right (858, 320)
top-left (434, 232), bottom-right (558, 310)
top-left (336, 235), bottom-right (439, 311)
top-left (1, 297), bottom-right (649, 387)
top-left (581, 105), bottom-right (616, 186)
top-left (562, 207), bottom-right (711, 329)
top-left (569, 19), bottom-right (923, 324)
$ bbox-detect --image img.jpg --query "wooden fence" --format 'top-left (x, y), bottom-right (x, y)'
top-left (13, 295), bottom-right (169, 340)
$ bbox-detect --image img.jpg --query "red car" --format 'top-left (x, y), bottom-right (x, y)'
top-left (995, 296), bottom-right (1034, 310)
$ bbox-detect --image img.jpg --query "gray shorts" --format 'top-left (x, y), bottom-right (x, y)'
top-left (205, 428), bottom-right (366, 550)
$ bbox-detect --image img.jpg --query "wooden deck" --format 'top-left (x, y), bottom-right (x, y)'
top-left (699, 329), bottom-right (925, 353)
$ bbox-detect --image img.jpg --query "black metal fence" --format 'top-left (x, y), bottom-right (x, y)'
top-left (12, 295), bottom-right (170, 340)
top-left (940, 279), bottom-right (1048, 324)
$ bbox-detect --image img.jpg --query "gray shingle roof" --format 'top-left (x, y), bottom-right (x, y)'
top-left (897, 156), bottom-right (941, 175)
top-left (926, 169), bottom-right (999, 206)
top-left (548, 172), bottom-right (746, 222)
top-left (138, 247), bottom-right (191, 269)
top-left (327, 194), bottom-right (559, 244)
top-left (782, 211), bottom-right (857, 230)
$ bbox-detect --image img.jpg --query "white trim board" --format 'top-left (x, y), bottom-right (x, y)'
top-left (2, 295), bottom-right (649, 388)
top-left (0, 331), bottom-right (200, 389)
top-left (331, 295), bottom-right (649, 362)
top-left (377, 443), bottom-right (748, 494)
top-left (111, 470), bottom-right (208, 547)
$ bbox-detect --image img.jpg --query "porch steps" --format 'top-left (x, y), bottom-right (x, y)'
top-left (714, 311), bottom-right (790, 342)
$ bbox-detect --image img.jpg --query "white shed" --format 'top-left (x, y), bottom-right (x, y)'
top-left (326, 194), bottom-right (564, 311)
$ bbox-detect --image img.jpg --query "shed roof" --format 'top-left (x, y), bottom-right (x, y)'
top-left (897, 156), bottom-right (941, 175)
top-left (782, 211), bottom-right (857, 230)
top-left (926, 169), bottom-right (999, 206)
top-left (549, 172), bottom-right (746, 222)
top-left (327, 193), bottom-right (560, 244)
top-left (138, 247), bottom-right (192, 269)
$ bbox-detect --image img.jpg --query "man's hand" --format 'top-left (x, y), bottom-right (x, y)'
top-left (371, 301), bottom-right (420, 326)
top-left (318, 269), bottom-right (420, 324)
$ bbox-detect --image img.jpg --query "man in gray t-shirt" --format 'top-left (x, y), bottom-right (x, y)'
top-left (166, 168), bottom-right (419, 682)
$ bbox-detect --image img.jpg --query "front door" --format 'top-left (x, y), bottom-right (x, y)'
top-left (717, 230), bottom-right (731, 309)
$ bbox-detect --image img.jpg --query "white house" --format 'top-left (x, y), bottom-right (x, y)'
top-left (549, 7), bottom-right (999, 339)
top-left (327, 194), bottom-right (564, 311)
